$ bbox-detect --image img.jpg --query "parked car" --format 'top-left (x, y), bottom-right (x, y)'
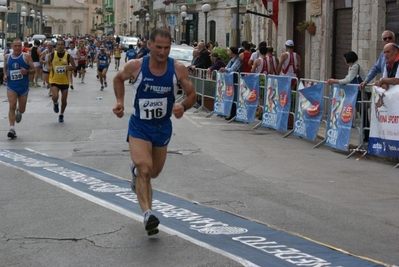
top-left (122, 37), bottom-right (139, 51)
top-left (119, 36), bottom-right (128, 50)
top-left (169, 45), bottom-right (194, 67)
top-left (29, 34), bottom-right (47, 45)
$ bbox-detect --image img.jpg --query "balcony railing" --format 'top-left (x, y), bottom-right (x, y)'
top-left (105, 5), bottom-right (113, 13)
top-left (141, 0), bottom-right (149, 7)
top-left (164, 4), bottom-right (178, 12)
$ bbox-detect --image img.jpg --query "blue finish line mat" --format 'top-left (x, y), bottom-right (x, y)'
top-left (0, 149), bottom-right (386, 267)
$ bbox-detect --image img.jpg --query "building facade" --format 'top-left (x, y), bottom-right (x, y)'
top-left (273, 0), bottom-right (399, 82)
top-left (131, 0), bottom-right (399, 82)
top-left (6, 0), bottom-right (102, 38)
top-left (5, 0), bottom-right (399, 83)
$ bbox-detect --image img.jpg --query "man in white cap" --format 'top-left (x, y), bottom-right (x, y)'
top-left (277, 40), bottom-right (302, 88)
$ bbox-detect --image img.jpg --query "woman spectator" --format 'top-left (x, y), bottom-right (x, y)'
top-left (327, 51), bottom-right (368, 141)
top-left (206, 52), bottom-right (226, 79)
top-left (327, 51), bottom-right (365, 86)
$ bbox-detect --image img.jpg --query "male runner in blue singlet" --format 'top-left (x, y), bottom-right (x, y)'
top-left (113, 28), bottom-right (196, 236)
top-left (3, 39), bottom-right (35, 138)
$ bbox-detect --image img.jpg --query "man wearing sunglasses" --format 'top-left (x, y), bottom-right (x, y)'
top-left (359, 30), bottom-right (396, 142)
top-left (360, 30), bottom-right (396, 90)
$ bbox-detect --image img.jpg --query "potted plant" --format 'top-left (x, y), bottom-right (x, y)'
top-left (296, 20), bottom-right (316, 35)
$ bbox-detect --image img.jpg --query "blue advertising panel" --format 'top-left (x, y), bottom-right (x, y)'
top-left (293, 83), bottom-right (324, 141)
top-left (213, 72), bottom-right (234, 117)
top-left (261, 76), bottom-right (292, 131)
top-left (236, 74), bottom-right (259, 123)
top-left (325, 84), bottom-right (358, 151)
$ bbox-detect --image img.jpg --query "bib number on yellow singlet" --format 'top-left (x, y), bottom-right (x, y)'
top-left (55, 66), bottom-right (66, 74)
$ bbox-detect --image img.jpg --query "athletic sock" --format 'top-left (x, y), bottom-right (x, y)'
top-left (143, 209), bottom-right (152, 220)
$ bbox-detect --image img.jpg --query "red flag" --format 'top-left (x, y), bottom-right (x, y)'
top-left (262, 0), bottom-right (279, 30)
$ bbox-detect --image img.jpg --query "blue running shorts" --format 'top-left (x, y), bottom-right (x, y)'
top-left (127, 115), bottom-right (172, 147)
top-left (7, 85), bottom-right (29, 97)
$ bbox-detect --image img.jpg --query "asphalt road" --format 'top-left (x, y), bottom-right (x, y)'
top-left (0, 58), bottom-right (398, 267)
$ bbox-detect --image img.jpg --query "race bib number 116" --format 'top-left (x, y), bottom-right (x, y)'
top-left (139, 98), bottom-right (167, 120)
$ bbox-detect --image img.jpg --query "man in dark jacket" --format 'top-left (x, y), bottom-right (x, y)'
top-left (188, 42), bottom-right (211, 72)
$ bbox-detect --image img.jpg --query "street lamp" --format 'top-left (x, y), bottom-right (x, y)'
top-left (129, 17), bottom-right (132, 36)
top-left (180, 5), bottom-right (187, 44)
top-left (0, 0), bottom-right (8, 49)
top-left (123, 18), bottom-right (127, 36)
top-left (30, 9), bottom-right (35, 34)
top-left (135, 15), bottom-right (139, 37)
top-left (145, 13), bottom-right (150, 40)
top-left (43, 15), bottom-right (48, 34)
top-left (119, 20), bottom-right (121, 34)
top-left (21, 6), bottom-right (26, 40)
top-left (37, 11), bottom-right (41, 34)
top-left (201, 4), bottom-right (211, 44)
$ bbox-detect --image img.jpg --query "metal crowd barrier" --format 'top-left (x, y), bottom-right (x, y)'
top-left (188, 68), bottom-right (212, 113)
top-left (186, 71), bottom-right (398, 167)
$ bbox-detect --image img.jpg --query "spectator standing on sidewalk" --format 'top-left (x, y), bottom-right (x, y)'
top-left (374, 43), bottom-right (399, 89)
top-left (219, 46), bottom-right (242, 120)
top-left (206, 51), bottom-right (226, 78)
top-left (327, 51), bottom-right (368, 141)
top-left (327, 51), bottom-right (365, 86)
top-left (360, 30), bottom-right (396, 94)
top-left (3, 39), bottom-right (35, 139)
top-left (188, 42), bottom-right (211, 73)
top-left (113, 28), bottom-right (196, 236)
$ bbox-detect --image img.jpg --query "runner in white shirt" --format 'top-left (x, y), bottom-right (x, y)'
top-left (67, 42), bottom-right (78, 90)
top-left (248, 41), bottom-right (267, 68)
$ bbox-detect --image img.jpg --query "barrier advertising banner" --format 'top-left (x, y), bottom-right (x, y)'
top-left (293, 83), bottom-right (324, 141)
top-left (213, 72), bottom-right (235, 117)
top-left (261, 76), bottom-right (292, 131)
top-left (325, 84), bottom-right (358, 151)
top-left (367, 85), bottom-right (399, 158)
top-left (236, 74), bottom-right (260, 123)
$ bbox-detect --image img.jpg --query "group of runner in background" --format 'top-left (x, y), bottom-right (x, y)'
top-left (4, 35), bottom-right (149, 138)
top-left (5, 35), bottom-right (148, 94)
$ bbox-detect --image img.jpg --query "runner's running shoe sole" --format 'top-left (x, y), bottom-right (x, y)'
top-left (7, 130), bottom-right (16, 139)
top-left (145, 215), bottom-right (160, 236)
